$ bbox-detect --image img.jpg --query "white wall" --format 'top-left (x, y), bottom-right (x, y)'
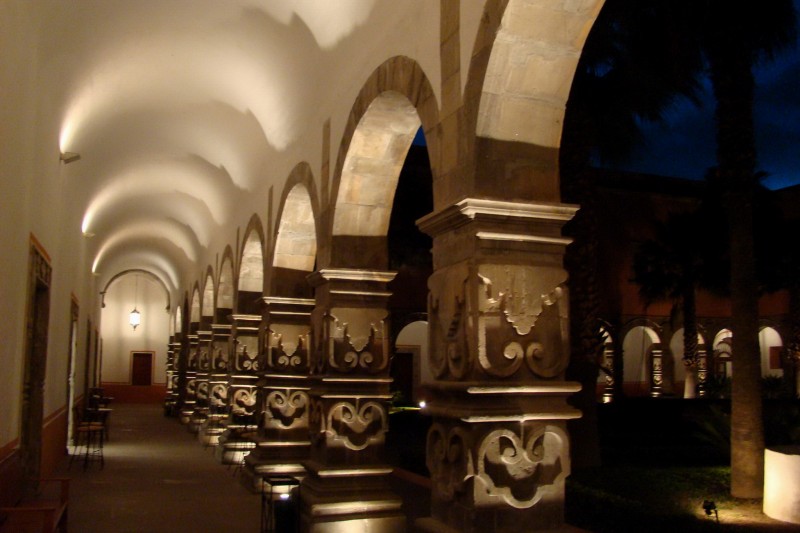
top-left (0, 1), bottom-right (99, 450)
top-left (100, 275), bottom-right (169, 384)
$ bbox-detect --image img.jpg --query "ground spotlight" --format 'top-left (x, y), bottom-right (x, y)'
top-left (702, 500), bottom-right (718, 523)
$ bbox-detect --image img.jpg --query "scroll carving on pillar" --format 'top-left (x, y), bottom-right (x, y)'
top-left (212, 347), bottom-right (228, 371)
top-left (314, 309), bottom-right (390, 375)
top-left (210, 383), bottom-right (227, 408)
top-left (263, 389), bottom-right (309, 430)
top-left (197, 381), bottom-right (209, 402)
top-left (426, 424), bottom-right (473, 501)
top-left (231, 387), bottom-right (258, 417)
top-left (267, 327), bottom-right (310, 373)
top-left (429, 264), bottom-right (569, 381)
top-left (429, 263), bottom-right (470, 380)
top-left (310, 397), bottom-right (388, 451)
top-left (426, 422), bottom-right (568, 509)
top-left (328, 400), bottom-right (387, 450)
top-left (474, 426), bottom-right (567, 509)
top-left (234, 338), bottom-right (261, 373)
top-left (198, 348), bottom-right (210, 371)
top-left (187, 378), bottom-right (197, 398)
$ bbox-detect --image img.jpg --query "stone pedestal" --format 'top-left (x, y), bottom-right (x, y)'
top-left (216, 314), bottom-right (262, 464)
top-left (179, 333), bottom-right (199, 425)
top-left (189, 330), bottom-right (212, 434)
top-left (298, 269), bottom-right (405, 531)
top-left (199, 324), bottom-right (231, 446)
top-left (242, 297), bottom-right (314, 493)
top-left (415, 199), bottom-right (580, 532)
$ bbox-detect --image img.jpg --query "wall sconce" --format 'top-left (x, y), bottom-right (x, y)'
top-left (129, 307), bottom-right (141, 330)
top-left (129, 275), bottom-right (141, 330)
top-left (60, 152), bottom-right (81, 164)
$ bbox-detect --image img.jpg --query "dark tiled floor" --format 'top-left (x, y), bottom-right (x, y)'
top-left (54, 403), bottom-right (431, 532)
top-left (55, 404), bottom-right (260, 532)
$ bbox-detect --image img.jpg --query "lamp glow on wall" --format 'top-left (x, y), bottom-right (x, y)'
top-left (129, 275), bottom-right (141, 331)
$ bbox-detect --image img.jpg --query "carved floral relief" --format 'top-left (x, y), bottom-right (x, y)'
top-left (429, 263), bottom-right (570, 381)
top-left (210, 383), bottom-right (228, 408)
top-left (231, 387), bottom-right (258, 416)
top-left (263, 389), bottom-right (309, 430)
top-left (325, 400), bottom-right (387, 451)
top-left (267, 325), bottom-right (310, 373)
top-left (427, 422), bottom-right (568, 509)
top-left (234, 338), bottom-right (261, 373)
top-left (313, 309), bottom-right (390, 375)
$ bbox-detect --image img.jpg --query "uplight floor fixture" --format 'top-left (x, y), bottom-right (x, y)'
top-left (130, 275), bottom-right (141, 331)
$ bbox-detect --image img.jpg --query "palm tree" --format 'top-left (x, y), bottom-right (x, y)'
top-left (694, 0), bottom-right (797, 498)
top-left (562, 0), bottom-right (703, 467)
top-left (632, 208), bottom-right (728, 397)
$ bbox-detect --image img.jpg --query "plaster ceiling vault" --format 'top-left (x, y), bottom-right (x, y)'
top-left (46, 0), bottom-right (431, 297)
top-left (6, 0), bottom-right (603, 314)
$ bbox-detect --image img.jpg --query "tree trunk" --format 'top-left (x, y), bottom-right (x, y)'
top-left (708, 38), bottom-right (764, 499)
top-left (562, 108), bottom-right (604, 469)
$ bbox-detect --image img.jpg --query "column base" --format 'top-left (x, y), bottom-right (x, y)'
top-left (197, 414), bottom-right (226, 446)
top-left (240, 436), bottom-right (310, 493)
top-left (188, 408), bottom-right (208, 434)
top-left (179, 403), bottom-right (195, 425)
top-left (299, 462), bottom-right (405, 532)
top-left (214, 426), bottom-right (257, 465)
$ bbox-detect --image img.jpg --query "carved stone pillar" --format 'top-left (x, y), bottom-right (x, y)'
top-left (601, 340), bottom-right (615, 404)
top-left (215, 314), bottom-right (263, 464)
top-left (415, 199), bottom-right (581, 533)
top-left (650, 344), bottom-right (664, 398)
top-left (199, 324), bottom-right (231, 446)
top-left (298, 269), bottom-right (405, 532)
top-left (164, 336), bottom-right (179, 416)
top-left (189, 329), bottom-right (212, 433)
top-left (179, 333), bottom-right (199, 425)
top-left (242, 297), bottom-right (314, 494)
top-left (696, 344), bottom-right (708, 397)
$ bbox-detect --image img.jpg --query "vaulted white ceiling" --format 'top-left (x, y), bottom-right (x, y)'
top-left (38, 0), bottom-right (441, 295)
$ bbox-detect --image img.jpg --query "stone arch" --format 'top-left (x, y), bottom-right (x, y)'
top-left (174, 304), bottom-right (183, 335)
top-left (469, 0), bottom-right (604, 147)
top-left (325, 56), bottom-right (439, 269)
top-left (712, 328), bottom-right (733, 380)
top-left (759, 325), bottom-right (784, 378)
top-left (218, 246), bottom-right (235, 321)
top-left (394, 320), bottom-right (429, 405)
top-left (270, 163), bottom-right (319, 297)
top-left (101, 268), bottom-right (171, 311)
top-left (201, 266), bottom-right (215, 323)
top-left (621, 321), bottom-right (662, 397)
top-left (237, 214), bottom-right (266, 314)
top-left (190, 284), bottom-right (201, 330)
top-left (668, 328), bottom-right (707, 395)
top-left (460, 0), bottom-right (604, 202)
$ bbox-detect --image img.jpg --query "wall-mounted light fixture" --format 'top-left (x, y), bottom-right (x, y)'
top-left (129, 275), bottom-right (141, 331)
top-left (60, 152), bottom-right (81, 164)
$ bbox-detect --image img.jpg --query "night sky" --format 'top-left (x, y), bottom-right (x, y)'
top-left (611, 2), bottom-right (800, 190)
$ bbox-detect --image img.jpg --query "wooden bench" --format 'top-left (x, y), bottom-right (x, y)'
top-left (0, 454), bottom-right (69, 533)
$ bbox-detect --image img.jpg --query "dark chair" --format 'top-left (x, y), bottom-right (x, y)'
top-left (69, 407), bottom-right (104, 470)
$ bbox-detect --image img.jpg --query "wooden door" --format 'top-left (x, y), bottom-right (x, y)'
top-left (131, 351), bottom-right (153, 385)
